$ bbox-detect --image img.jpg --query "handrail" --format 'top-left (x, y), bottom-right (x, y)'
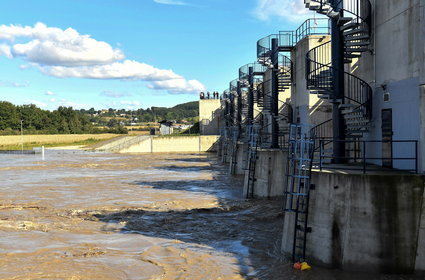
top-left (335, 0), bottom-right (372, 25)
top-left (278, 54), bottom-right (293, 74)
top-left (306, 41), bottom-right (373, 120)
top-left (317, 139), bottom-right (419, 174)
top-left (257, 18), bottom-right (330, 60)
top-left (229, 79), bottom-right (238, 92)
top-left (239, 62), bottom-right (267, 81)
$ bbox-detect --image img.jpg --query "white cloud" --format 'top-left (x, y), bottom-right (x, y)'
top-left (0, 44), bottom-right (12, 58)
top-left (147, 79), bottom-right (206, 94)
top-left (153, 0), bottom-right (188, 6)
top-left (39, 60), bottom-right (182, 81)
top-left (45, 90), bottom-right (56, 95)
top-left (254, 0), bottom-right (312, 22)
top-left (0, 22), bottom-right (205, 95)
top-left (0, 23), bottom-right (124, 66)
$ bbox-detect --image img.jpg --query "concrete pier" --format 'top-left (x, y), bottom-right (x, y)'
top-left (281, 168), bottom-right (425, 273)
top-left (242, 149), bottom-right (287, 198)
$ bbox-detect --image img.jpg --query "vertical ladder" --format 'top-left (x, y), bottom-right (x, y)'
top-left (284, 124), bottom-right (315, 263)
top-left (246, 125), bottom-right (259, 198)
top-left (221, 128), bottom-right (229, 163)
top-left (229, 127), bottom-right (239, 174)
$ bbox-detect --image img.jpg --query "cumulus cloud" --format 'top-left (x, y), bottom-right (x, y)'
top-left (147, 79), bottom-right (206, 94)
top-left (0, 22), bottom-right (205, 95)
top-left (254, 0), bottom-right (312, 22)
top-left (0, 44), bottom-right (12, 58)
top-left (45, 90), bottom-right (56, 95)
top-left (153, 0), bottom-right (188, 5)
top-left (39, 60), bottom-right (181, 81)
top-left (0, 22), bottom-right (124, 66)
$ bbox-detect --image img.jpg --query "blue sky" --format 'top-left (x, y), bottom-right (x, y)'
top-left (0, 0), bottom-right (315, 110)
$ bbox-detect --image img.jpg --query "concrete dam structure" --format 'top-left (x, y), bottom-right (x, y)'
top-left (216, 0), bottom-right (425, 274)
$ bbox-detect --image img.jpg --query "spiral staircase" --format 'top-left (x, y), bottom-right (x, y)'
top-left (280, 0), bottom-right (373, 263)
top-left (306, 0), bottom-right (373, 154)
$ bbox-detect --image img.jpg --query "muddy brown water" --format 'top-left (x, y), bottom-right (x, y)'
top-left (0, 151), bottom-right (422, 280)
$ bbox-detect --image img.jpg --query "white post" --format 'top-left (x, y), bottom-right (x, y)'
top-left (41, 146), bottom-right (45, 160)
top-left (20, 120), bottom-right (23, 153)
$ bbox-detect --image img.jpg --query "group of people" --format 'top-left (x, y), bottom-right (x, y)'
top-left (200, 91), bottom-right (220, 99)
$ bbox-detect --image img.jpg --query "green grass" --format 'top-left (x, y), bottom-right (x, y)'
top-left (158, 133), bottom-right (200, 138)
top-left (0, 138), bottom-right (106, 150)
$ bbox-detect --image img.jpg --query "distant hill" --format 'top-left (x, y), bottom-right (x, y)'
top-left (172, 101), bottom-right (198, 111)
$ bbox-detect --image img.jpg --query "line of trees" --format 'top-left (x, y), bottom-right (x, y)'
top-left (0, 101), bottom-right (126, 135)
top-left (0, 100), bottom-right (200, 135)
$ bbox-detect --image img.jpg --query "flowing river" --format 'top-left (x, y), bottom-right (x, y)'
top-left (0, 150), bottom-right (422, 279)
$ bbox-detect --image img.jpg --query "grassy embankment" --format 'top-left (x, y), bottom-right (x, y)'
top-left (0, 134), bottom-right (121, 150)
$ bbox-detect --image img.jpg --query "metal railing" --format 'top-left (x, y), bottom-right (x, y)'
top-left (306, 40), bottom-right (373, 134)
top-left (317, 139), bottom-right (419, 174)
top-left (239, 62), bottom-right (267, 81)
top-left (257, 18), bottom-right (330, 60)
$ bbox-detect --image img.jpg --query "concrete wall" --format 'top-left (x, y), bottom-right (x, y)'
top-left (416, 184), bottom-right (425, 272)
top-left (351, 0), bottom-right (425, 172)
top-left (291, 35), bottom-right (332, 128)
top-left (243, 149), bottom-right (287, 198)
top-left (118, 135), bottom-right (219, 153)
top-left (364, 77), bottom-right (420, 170)
top-left (200, 99), bottom-right (222, 135)
top-left (282, 170), bottom-right (425, 273)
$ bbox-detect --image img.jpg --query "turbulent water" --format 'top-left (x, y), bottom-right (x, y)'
top-left (0, 151), bottom-right (422, 280)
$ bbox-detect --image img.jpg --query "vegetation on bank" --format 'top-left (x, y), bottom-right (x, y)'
top-left (0, 101), bottom-right (199, 136)
top-left (0, 134), bottom-right (120, 150)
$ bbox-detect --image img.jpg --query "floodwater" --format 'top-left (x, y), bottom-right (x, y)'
top-left (0, 151), bottom-right (422, 280)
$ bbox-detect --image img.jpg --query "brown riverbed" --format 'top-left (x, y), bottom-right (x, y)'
top-left (0, 151), bottom-right (422, 280)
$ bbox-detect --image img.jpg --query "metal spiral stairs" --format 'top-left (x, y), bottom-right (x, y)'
top-left (239, 62), bottom-right (267, 128)
top-left (306, 0), bottom-right (373, 144)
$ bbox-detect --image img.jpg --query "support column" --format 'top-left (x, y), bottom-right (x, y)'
top-left (248, 66), bottom-right (254, 126)
top-left (229, 93), bottom-right (235, 126)
top-left (271, 38), bottom-right (280, 148)
top-left (237, 81), bottom-right (242, 134)
top-left (331, 0), bottom-right (346, 163)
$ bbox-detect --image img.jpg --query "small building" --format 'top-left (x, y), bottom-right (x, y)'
top-left (159, 120), bottom-right (173, 135)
